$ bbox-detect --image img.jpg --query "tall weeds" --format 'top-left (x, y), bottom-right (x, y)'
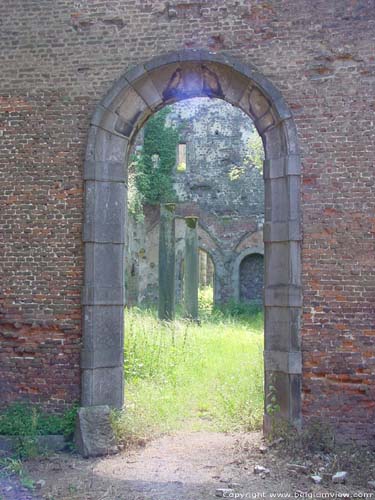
top-left (113, 302), bottom-right (264, 445)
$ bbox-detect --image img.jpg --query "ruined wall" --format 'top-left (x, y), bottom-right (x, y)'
top-left (126, 98), bottom-right (264, 305)
top-left (0, 0), bottom-right (374, 442)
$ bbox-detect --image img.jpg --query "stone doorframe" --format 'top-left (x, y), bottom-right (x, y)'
top-left (82, 49), bottom-right (302, 430)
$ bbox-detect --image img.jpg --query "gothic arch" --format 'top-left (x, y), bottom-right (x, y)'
top-left (82, 49), bottom-right (302, 430)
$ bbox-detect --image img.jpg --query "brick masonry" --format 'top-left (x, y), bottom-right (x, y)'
top-left (0, 1), bottom-right (374, 442)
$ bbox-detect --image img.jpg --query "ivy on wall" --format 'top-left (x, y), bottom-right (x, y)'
top-left (129, 108), bottom-right (181, 218)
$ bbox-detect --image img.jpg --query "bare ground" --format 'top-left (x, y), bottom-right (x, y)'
top-left (10, 431), bottom-right (372, 500)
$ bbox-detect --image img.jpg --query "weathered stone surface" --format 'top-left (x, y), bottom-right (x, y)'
top-left (311, 475), bottom-right (323, 484)
top-left (158, 204), bottom-right (176, 320)
top-left (74, 406), bottom-right (118, 458)
top-left (81, 367), bottom-right (124, 408)
top-left (0, 435), bottom-right (66, 457)
top-left (254, 465), bottom-right (270, 475)
top-left (183, 217), bottom-right (199, 320)
top-left (332, 471), bottom-right (348, 484)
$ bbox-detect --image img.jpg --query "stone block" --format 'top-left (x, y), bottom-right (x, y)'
top-left (0, 435), bottom-right (66, 457)
top-left (131, 74), bottom-right (163, 110)
top-left (115, 86), bottom-right (149, 126)
top-left (264, 177), bottom-right (289, 223)
top-left (265, 306), bottom-right (301, 351)
top-left (255, 110), bottom-right (276, 134)
top-left (81, 305), bottom-right (124, 369)
top-left (144, 51), bottom-right (181, 72)
top-left (264, 284), bottom-right (302, 307)
top-left (288, 176), bottom-right (301, 220)
top-left (82, 285), bottom-right (125, 306)
top-left (81, 367), bottom-right (124, 408)
top-left (99, 74), bottom-right (129, 110)
top-left (86, 125), bottom-right (128, 162)
top-left (249, 87), bottom-right (270, 118)
top-left (263, 220), bottom-right (301, 242)
top-left (91, 105), bottom-right (132, 138)
top-left (224, 71), bottom-right (249, 106)
top-left (264, 241), bottom-right (290, 285)
top-left (273, 96), bottom-right (293, 122)
top-left (84, 160), bottom-right (127, 183)
top-left (74, 406), bottom-right (118, 458)
top-left (83, 181), bottom-right (126, 243)
top-left (282, 118), bottom-right (300, 155)
top-left (84, 243), bottom-right (124, 289)
top-left (263, 124), bottom-right (286, 157)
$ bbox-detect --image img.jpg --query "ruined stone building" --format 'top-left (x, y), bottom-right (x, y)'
top-left (126, 98), bottom-right (264, 306)
top-left (1, 1), bottom-right (374, 444)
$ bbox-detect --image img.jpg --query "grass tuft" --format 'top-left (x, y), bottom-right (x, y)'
top-left (114, 300), bottom-right (264, 446)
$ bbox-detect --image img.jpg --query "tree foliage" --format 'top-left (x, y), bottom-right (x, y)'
top-left (245, 128), bottom-right (264, 172)
top-left (131, 108), bottom-right (180, 210)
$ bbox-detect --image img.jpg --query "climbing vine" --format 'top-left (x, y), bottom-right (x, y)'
top-left (129, 108), bottom-right (181, 217)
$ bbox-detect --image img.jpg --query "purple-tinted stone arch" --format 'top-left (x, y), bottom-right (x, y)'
top-left (82, 49), bottom-right (302, 431)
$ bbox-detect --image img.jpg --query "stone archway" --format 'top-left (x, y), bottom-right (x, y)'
top-left (82, 49), bottom-right (302, 430)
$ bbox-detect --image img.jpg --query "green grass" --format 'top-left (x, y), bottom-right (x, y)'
top-left (0, 403), bottom-right (78, 458)
top-left (113, 294), bottom-right (264, 444)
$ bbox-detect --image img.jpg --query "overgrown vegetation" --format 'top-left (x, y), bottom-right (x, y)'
top-left (0, 457), bottom-right (35, 490)
top-left (227, 127), bottom-right (264, 182)
top-left (112, 297), bottom-right (264, 447)
top-left (245, 128), bottom-right (264, 173)
top-left (128, 107), bottom-right (182, 219)
top-left (0, 403), bottom-right (78, 458)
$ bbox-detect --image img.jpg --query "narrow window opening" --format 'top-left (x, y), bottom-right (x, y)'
top-left (177, 143), bottom-right (187, 172)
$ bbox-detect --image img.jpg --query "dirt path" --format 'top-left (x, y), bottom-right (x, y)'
top-left (23, 431), bottom-right (371, 499)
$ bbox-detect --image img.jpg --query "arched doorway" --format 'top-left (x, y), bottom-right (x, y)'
top-left (240, 253), bottom-right (264, 304)
top-left (81, 50), bottom-right (302, 431)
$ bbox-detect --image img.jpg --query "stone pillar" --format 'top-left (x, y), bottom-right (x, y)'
top-left (183, 217), bottom-right (199, 320)
top-left (207, 254), bottom-right (214, 287)
top-left (81, 126), bottom-right (128, 410)
top-left (199, 249), bottom-right (207, 287)
top-left (158, 203), bottom-right (176, 320)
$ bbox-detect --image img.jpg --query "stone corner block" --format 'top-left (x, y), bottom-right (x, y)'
top-left (74, 406), bottom-right (118, 458)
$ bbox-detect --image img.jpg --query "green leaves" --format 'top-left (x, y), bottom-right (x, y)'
top-left (131, 107), bottom-right (180, 206)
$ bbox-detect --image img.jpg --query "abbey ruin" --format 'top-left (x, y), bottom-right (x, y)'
top-left (0, 0), bottom-right (374, 445)
top-left (125, 98), bottom-right (264, 308)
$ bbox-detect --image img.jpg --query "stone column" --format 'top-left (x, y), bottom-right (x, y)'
top-left (81, 126), bottom-right (128, 410)
top-left (183, 216), bottom-right (199, 320)
top-left (199, 249), bottom-right (207, 287)
top-left (158, 203), bottom-right (176, 320)
top-left (207, 254), bottom-right (214, 287)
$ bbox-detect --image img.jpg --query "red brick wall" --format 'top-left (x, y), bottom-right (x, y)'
top-left (1, 1), bottom-right (374, 439)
